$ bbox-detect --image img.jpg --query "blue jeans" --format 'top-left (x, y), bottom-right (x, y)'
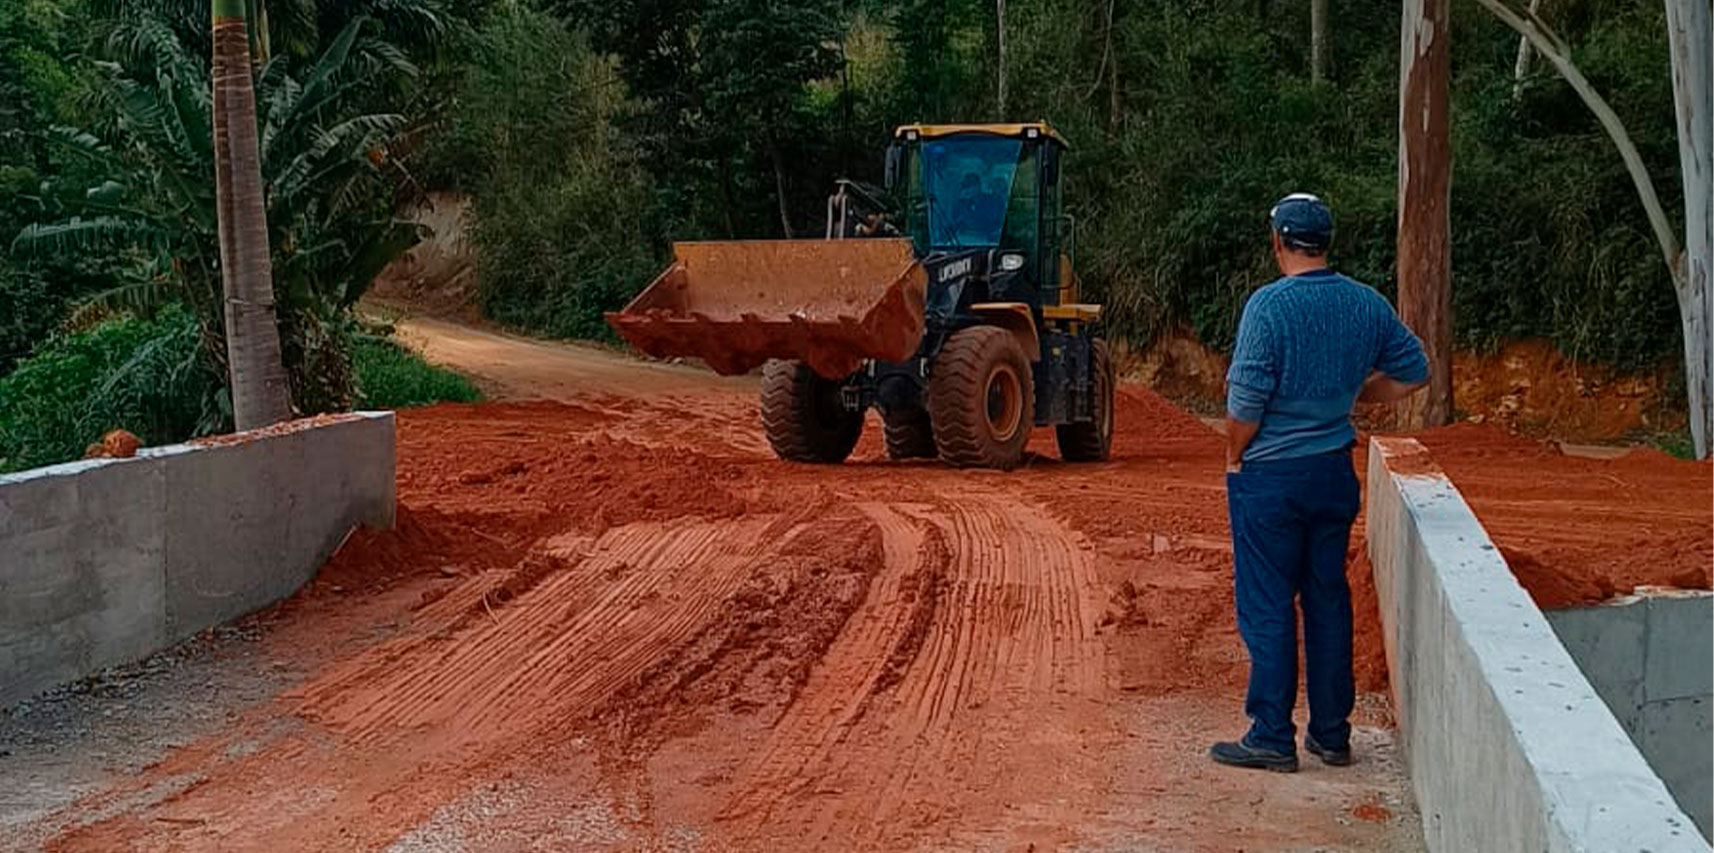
top-left (1226, 450), bottom-right (1360, 754)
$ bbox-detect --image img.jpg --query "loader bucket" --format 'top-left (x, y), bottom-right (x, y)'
top-left (605, 239), bottom-right (927, 379)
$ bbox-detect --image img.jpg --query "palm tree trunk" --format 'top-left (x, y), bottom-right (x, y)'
top-left (213, 0), bottom-right (292, 429)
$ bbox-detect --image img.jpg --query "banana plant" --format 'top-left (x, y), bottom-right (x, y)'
top-left (11, 12), bottom-right (425, 415)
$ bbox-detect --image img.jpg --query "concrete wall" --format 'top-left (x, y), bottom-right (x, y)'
top-left (1365, 437), bottom-right (1708, 853)
top-left (1548, 591), bottom-right (1713, 840)
top-left (1, 413), bottom-right (394, 708)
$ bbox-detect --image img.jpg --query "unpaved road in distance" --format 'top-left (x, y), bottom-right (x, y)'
top-left (10, 316), bottom-right (1707, 852)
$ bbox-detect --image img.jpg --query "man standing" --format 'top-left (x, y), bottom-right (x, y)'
top-left (1211, 193), bottom-right (1429, 773)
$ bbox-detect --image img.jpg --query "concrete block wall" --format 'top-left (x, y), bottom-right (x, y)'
top-left (1548, 592), bottom-right (1713, 840)
top-left (0, 413), bottom-right (394, 708)
top-left (1365, 437), bottom-right (1708, 853)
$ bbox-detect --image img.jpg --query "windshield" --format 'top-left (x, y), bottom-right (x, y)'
top-left (917, 137), bottom-right (1025, 249)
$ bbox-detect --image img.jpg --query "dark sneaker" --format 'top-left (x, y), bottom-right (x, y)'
top-left (1304, 735), bottom-right (1352, 766)
top-left (1209, 738), bottom-right (1299, 773)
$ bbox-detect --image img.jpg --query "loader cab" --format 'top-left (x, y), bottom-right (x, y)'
top-left (885, 123), bottom-right (1070, 306)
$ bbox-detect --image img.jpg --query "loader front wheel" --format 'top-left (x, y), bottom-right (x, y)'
top-left (928, 327), bottom-right (1034, 469)
top-left (882, 407), bottom-right (937, 459)
top-left (760, 360), bottom-right (862, 463)
top-left (1057, 338), bottom-right (1114, 462)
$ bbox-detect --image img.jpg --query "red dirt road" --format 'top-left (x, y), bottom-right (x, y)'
top-left (27, 318), bottom-right (1711, 852)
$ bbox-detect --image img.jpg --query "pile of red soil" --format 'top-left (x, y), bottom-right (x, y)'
top-left (403, 414), bottom-right (760, 532)
top-left (1415, 424), bottom-right (1713, 601)
top-left (314, 505), bottom-right (527, 591)
top-left (1346, 423), bottom-right (1712, 692)
top-left (315, 400), bottom-right (776, 595)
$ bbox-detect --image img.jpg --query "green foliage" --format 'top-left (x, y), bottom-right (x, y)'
top-left (558, 0), bottom-right (848, 240)
top-left (0, 304), bottom-right (223, 473)
top-left (352, 334), bottom-right (480, 409)
top-left (1653, 430), bottom-right (1696, 460)
top-left (518, 0), bottom-right (1683, 374)
top-left (0, 0), bottom-right (119, 374)
top-left (1442, 2), bottom-right (1682, 369)
top-left (0, 309), bottom-right (478, 473)
top-left (435, 5), bottom-right (657, 340)
top-left (0, 262), bottom-right (62, 372)
top-left (10, 8), bottom-right (431, 411)
top-left (0, 0), bottom-right (1693, 415)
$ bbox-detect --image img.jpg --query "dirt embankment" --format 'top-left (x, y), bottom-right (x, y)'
top-left (368, 192), bottom-right (481, 322)
top-left (1136, 329), bottom-right (1688, 441)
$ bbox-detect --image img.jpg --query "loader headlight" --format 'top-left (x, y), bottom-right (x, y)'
top-left (998, 252), bottom-right (1026, 272)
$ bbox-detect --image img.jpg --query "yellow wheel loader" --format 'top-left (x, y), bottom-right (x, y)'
top-left (606, 122), bottom-right (1113, 470)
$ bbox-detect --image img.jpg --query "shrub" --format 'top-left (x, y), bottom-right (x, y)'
top-left (0, 304), bottom-right (222, 472)
top-left (434, 5), bottom-right (660, 342)
top-left (352, 335), bottom-right (481, 409)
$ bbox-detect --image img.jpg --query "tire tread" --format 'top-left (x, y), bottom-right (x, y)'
top-left (927, 326), bottom-right (1034, 469)
top-left (760, 360), bottom-right (861, 463)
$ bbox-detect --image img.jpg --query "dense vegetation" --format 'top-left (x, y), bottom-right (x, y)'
top-left (0, 0), bottom-right (1690, 470)
top-left (0, 0), bottom-right (489, 470)
top-left (430, 0), bottom-right (1682, 369)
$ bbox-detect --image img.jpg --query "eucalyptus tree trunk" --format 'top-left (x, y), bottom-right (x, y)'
top-left (213, 0), bottom-right (292, 429)
top-left (1311, 0), bottom-right (1329, 84)
top-left (1664, 0), bottom-right (1711, 458)
top-left (996, 0), bottom-right (1007, 116)
top-left (1085, 0), bottom-right (1122, 129)
top-left (771, 145), bottom-right (794, 239)
top-left (1396, 0), bottom-right (1454, 428)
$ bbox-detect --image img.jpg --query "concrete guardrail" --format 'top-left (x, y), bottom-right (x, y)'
top-left (1, 412), bottom-right (395, 708)
top-left (1365, 436), bottom-right (1708, 853)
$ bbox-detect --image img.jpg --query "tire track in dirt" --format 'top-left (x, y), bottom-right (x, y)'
top-left (716, 503), bottom-right (951, 827)
top-left (719, 494), bottom-right (1108, 850)
top-left (295, 514), bottom-right (797, 740)
top-left (46, 514), bottom-right (810, 853)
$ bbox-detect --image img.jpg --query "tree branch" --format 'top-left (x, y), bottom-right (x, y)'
top-left (1473, 0), bottom-right (1683, 289)
top-left (1083, 0), bottom-right (1116, 103)
top-left (1511, 0), bottom-right (1544, 102)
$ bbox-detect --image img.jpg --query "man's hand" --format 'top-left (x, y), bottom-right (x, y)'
top-left (1225, 417), bottom-right (1261, 474)
top-left (1358, 371), bottom-right (1428, 404)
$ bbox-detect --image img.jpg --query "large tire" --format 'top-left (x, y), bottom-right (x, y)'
top-left (760, 360), bottom-right (862, 463)
top-left (1057, 337), bottom-right (1114, 462)
top-left (927, 326), bottom-right (1035, 469)
top-left (882, 407), bottom-right (937, 459)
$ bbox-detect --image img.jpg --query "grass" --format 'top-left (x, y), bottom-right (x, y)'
top-left (1651, 430), bottom-right (1697, 460)
top-left (352, 336), bottom-right (482, 409)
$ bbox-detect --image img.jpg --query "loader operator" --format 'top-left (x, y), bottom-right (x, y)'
top-left (1210, 193), bottom-right (1429, 773)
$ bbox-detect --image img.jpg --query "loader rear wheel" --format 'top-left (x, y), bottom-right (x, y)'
top-left (761, 360), bottom-right (862, 463)
top-left (928, 326), bottom-right (1034, 470)
top-left (882, 407), bottom-right (937, 459)
top-left (1057, 338), bottom-right (1114, 462)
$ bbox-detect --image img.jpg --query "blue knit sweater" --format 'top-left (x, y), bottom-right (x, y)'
top-left (1226, 268), bottom-right (1429, 463)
